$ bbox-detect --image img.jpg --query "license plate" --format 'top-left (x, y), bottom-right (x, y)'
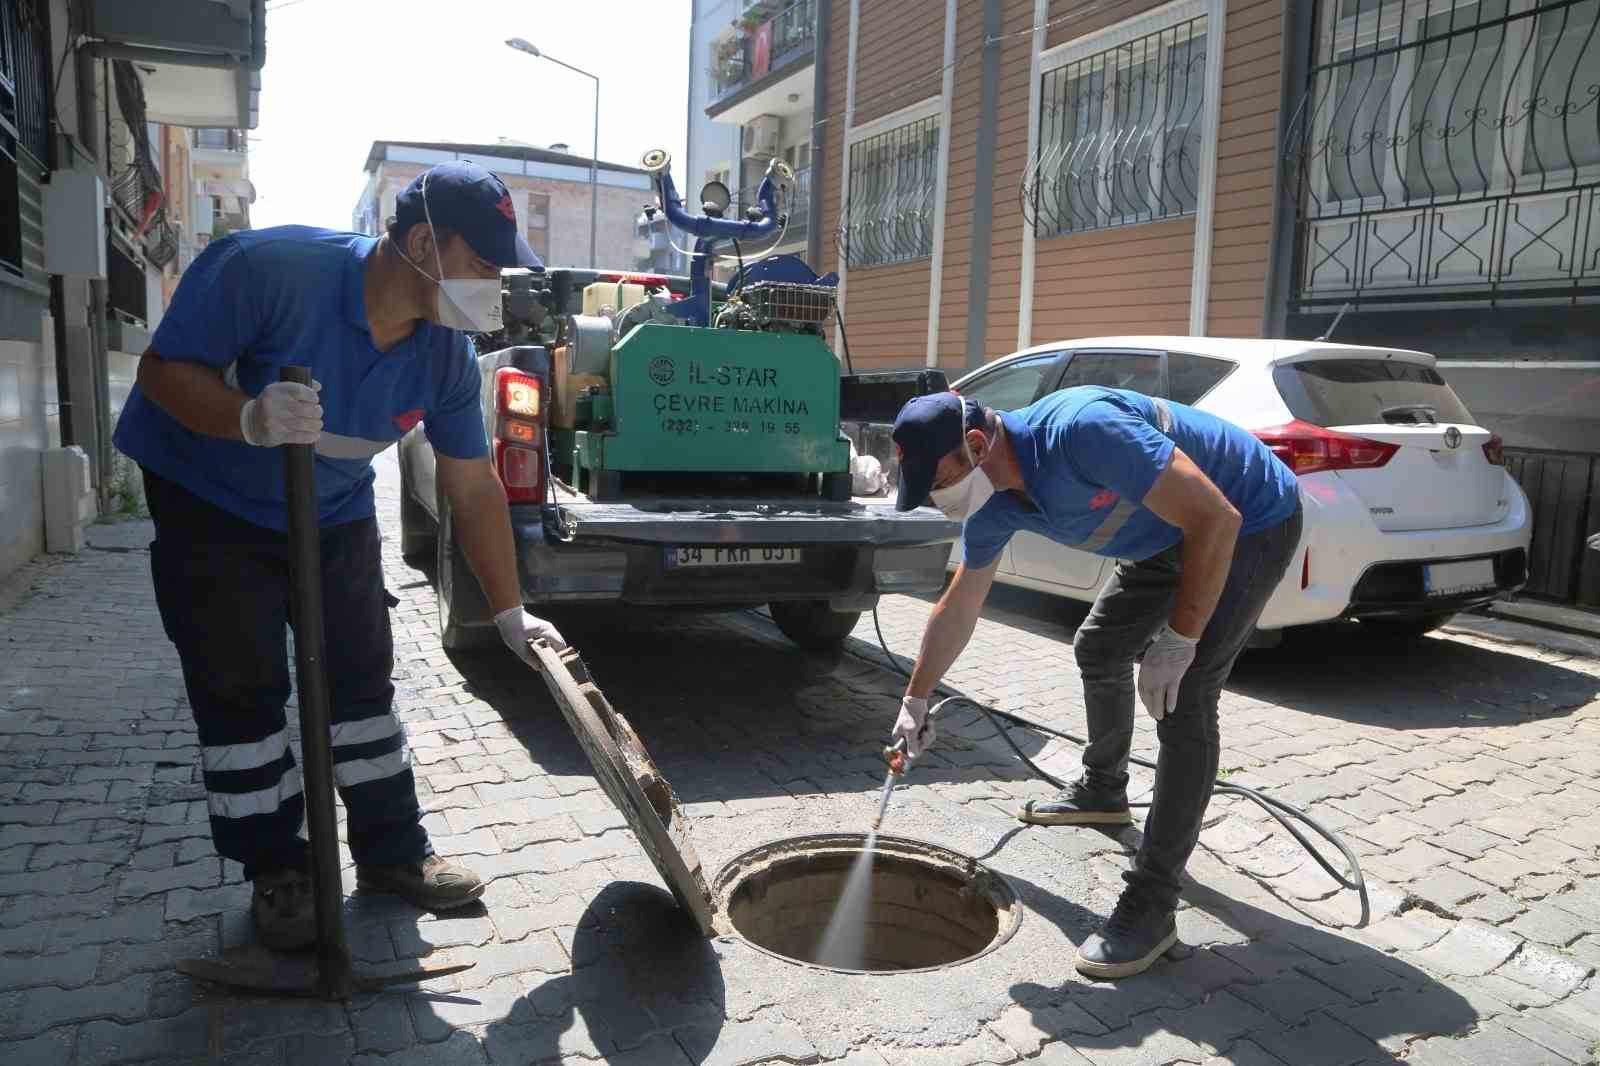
top-left (665, 546), bottom-right (804, 569)
top-left (1423, 558), bottom-right (1496, 597)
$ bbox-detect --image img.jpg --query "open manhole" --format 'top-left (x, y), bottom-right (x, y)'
top-left (713, 833), bottom-right (1021, 973)
top-left (526, 643), bottom-right (1023, 970)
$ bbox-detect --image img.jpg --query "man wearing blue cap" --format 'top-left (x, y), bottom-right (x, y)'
top-left (114, 161), bottom-right (566, 950)
top-left (889, 387), bottom-right (1301, 979)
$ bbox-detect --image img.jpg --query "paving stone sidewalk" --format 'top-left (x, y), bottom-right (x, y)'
top-left (0, 458), bottom-right (1597, 1065)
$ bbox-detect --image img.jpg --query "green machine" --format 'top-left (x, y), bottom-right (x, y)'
top-left (542, 149), bottom-right (854, 501)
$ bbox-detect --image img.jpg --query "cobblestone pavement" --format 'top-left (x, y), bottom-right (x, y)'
top-left (1, 455), bottom-right (1598, 1065)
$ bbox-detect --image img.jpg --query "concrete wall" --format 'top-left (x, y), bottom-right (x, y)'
top-left (0, 325), bottom-right (58, 579)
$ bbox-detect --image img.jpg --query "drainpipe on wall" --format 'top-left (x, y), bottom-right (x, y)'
top-left (1262, 0), bottom-right (1315, 340)
top-left (962, 0), bottom-right (1004, 371)
top-left (806, 0), bottom-right (830, 271)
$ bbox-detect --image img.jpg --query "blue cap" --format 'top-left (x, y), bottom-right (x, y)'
top-left (394, 161), bottom-right (543, 270)
top-left (892, 392), bottom-right (986, 511)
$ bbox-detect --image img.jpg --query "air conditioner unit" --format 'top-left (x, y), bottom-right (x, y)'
top-left (742, 116), bottom-right (781, 160)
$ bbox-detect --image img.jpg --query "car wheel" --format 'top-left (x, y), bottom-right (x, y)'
top-left (436, 496), bottom-right (499, 650)
top-left (769, 600), bottom-right (862, 651)
top-left (398, 452), bottom-right (436, 565)
top-left (1356, 612), bottom-right (1456, 640)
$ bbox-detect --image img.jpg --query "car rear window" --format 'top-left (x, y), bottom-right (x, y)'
top-left (1272, 359), bottom-right (1474, 427)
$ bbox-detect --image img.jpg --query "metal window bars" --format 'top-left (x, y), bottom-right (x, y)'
top-left (0, 0), bottom-right (51, 163)
top-left (839, 115), bottom-right (941, 269)
top-left (1284, 0), bottom-right (1600, 308)
top-left (1022, 17), bottom-right (1209, 237)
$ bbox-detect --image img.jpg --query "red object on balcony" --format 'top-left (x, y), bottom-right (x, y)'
top-left (752, 20), bottom-right (772, 77)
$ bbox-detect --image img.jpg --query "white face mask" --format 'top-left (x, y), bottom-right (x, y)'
top-left (395, 173), bottom-right (503, 333)
top-left (929, 433), bottom-right (995, 523)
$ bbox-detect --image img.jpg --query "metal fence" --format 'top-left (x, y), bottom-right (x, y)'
top-left (1024, 16), bottom-right (1208, 237)
top-left (1504, 446), bottom-right (1599, 607)
top-left (0, 0), bottom-right (50, 163)
top-left (1287, 0), bottom-right (1600, 309)
top-left (841, 115), bottom-right (941, 269)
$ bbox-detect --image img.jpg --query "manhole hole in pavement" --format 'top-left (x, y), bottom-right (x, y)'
top-left (711, 833), bottom-right (1022, 973)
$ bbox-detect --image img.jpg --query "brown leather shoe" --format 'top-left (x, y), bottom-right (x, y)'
top-left (252, 867), bottom-right (316, 951)
top-left (356, 854), bottom-right (484, 910)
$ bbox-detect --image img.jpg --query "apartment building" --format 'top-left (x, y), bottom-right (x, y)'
top-left (787, 0), bottom-right (1596, 610)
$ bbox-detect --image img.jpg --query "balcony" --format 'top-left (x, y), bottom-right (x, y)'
top-left (706, 0), bottom-right (816, 126)
top-left (87, 0), bottom-right (264, 129)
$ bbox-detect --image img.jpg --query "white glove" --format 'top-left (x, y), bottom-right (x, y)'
top-left (1137, 624), bottom-right (1199, 721)
top-left (240, 380), bottom-right (322, 447)
top-left (891, 695), bottom-right (936, 760)
top-left (495, 607), bottom-right (568, 664)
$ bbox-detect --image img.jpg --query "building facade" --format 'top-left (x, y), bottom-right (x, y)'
top-left (788, 0), bottom-right (1596, 610)
top-left (688, 0), bottom-right (820, 271)
top-left (354, 141), bottom-right (654, 272)
top-left (0, 0), bottom-right (263, 582)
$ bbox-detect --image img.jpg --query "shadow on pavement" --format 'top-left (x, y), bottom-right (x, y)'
top-left (464, 881), bottom-right (724, 1064)
top-left (1010, 872), bottom-right (1479, 1059)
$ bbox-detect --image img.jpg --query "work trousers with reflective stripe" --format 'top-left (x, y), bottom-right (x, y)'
top-left (1075, 501), bottom-right (1303, 911)
top-left (143, 469), bottom-right (428, 879)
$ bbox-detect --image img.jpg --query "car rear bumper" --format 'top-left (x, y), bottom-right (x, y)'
top-left (1257, 472), bottom-right (1532, 629)
top-left (509, 500), bottom-right (958, 611)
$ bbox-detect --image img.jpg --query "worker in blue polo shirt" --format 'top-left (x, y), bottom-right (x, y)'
top-left (113, 161), bottom-right (566, 951)
top-left (888, 388), bottom-right (1302, 979)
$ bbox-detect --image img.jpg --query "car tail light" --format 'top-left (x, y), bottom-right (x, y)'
top-left (494, 368), bottom-right (545, 503)
top-left (594, 272), bottom-right (669, 287)
top-left (1253, 420), bottom-right (1398, 476)
top-left (1482, 434), bottom-right (1504, 466)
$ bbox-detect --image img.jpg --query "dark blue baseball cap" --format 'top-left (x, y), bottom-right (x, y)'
top-left (394, 161), bottom-right (544, 269)
top-left (892, 392), bottom-right (986, 511)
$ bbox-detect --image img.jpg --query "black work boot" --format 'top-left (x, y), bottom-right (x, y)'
top-left (252, 867), bottom-right (316, 951)
top-left (1017, 776), bottom-right (1133, 826)
top-left (1075, 888), bottom-right (1178, 980)
top-left (357, 854), bottom-right (484, 911)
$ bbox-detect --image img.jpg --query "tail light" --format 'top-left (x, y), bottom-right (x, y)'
top-left (494, 367), bottom-right (545, 503)
top-left (1253, 420), bottom-right (1398, 476)
top-left (1482, 434), bottom-right (1504, 466)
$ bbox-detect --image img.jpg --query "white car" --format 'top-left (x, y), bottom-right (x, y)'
top-left (948, 337), bottom-right (1532, 639)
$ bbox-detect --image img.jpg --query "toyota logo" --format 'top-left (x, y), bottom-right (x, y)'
top-left (1443, 426), bottom-right (1462, 449)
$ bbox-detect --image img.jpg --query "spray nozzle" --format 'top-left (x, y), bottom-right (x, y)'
top-left (882, 738), bottom-right (909, 775)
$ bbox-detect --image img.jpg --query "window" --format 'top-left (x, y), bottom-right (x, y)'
top-left (1272, 360), bottom-right (1475, 426)
top-left (1057, 351), bottom-right (1164, 395)
top-left (844, 112), bottom-right (940, 268)
top-left (959, 354), bottom-right (1059, 411)
top-left (526, 192), bottom-right (550, 262)
top-left (1030, 13), bottom-right (1208, 236)
top-left (1307, 0), bottom-right (1600, 209)
top-left (1166, 352), bottom-right (1234, 404)
top-left (1292, 0), bottom-right (1600, 306)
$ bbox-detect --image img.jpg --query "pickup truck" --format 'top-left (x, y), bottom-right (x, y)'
top-left (396, 267), bottom-right (958, 652)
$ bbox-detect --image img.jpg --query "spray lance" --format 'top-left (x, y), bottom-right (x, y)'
top-left (871, 696), bottom-right (960, 831)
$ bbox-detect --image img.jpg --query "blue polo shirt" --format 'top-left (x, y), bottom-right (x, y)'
top-left (113, 226), bottom-right (489, 531)
top-left (962, 387), bottom-right (1300, 568)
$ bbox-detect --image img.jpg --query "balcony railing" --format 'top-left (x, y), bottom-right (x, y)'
top-left (194, 128), bottom-right (245, 152)
top-left (708, 0), bottom-right (816, 103)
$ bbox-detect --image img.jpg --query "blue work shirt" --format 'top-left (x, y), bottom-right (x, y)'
top-left (961, 388), bottom-right (1300, 568)
top-left (113, 227), bottom-right (488, 531)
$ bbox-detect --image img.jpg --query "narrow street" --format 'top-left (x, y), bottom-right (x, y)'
top-left (0, 453), bottom-right (1596, 1065)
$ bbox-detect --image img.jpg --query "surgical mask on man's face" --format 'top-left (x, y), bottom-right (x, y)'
top-left (394, 174), bottom-right (503, 333)
top-left (929, 435), bottom-right (995, 523)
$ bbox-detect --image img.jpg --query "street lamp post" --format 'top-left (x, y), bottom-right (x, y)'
top-left (506, 38), bottom-right (599, 268)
